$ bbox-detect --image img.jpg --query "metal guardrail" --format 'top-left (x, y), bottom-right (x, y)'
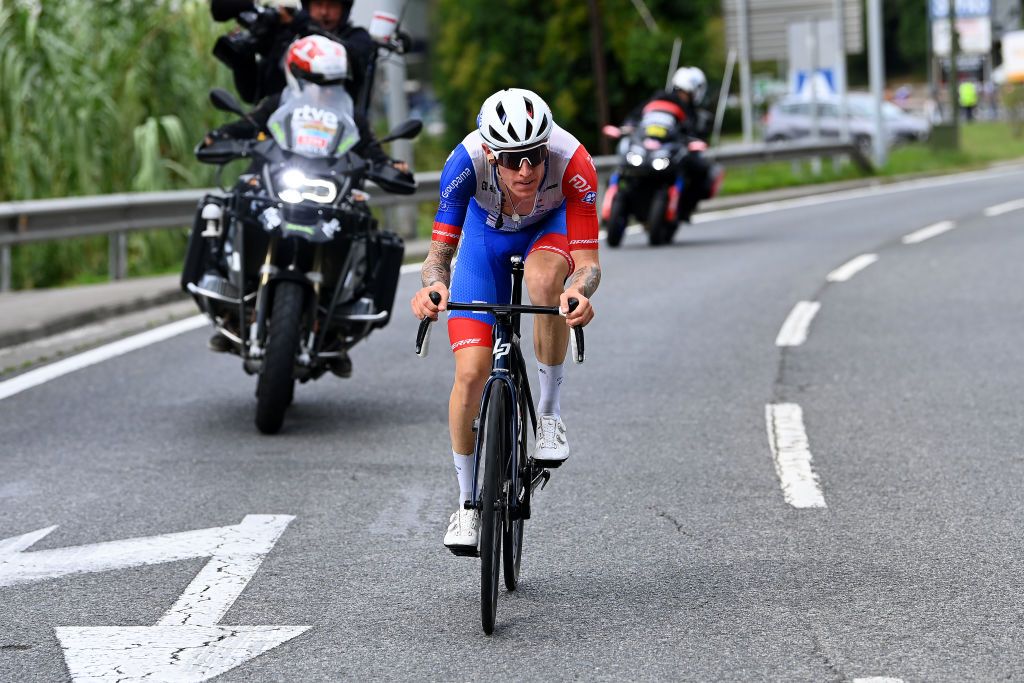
top-left (0, 140), bottom-right (868, 292)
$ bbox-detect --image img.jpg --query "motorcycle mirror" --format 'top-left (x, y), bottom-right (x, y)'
top-left (602, 125), bottom-right (622, 139)
top-left (380, 119), bottom-right (423, 143)
top-left (396, 30), bottom-right (414, 54)
top-left (209, 88), bottom-right (246, 117)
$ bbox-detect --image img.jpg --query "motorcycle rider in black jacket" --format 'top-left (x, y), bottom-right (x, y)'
top-left (621, 66), bottom-right (722, 223)
top-left (200, 36), bottom-right (409, 370)
top-left (210, 0), bottom-right (376, 107)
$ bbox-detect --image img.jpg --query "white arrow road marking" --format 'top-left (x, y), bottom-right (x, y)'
top-left (54, 625), bottom-right (310, 683)
top-left (0, 514), bottom-right (289, 587)
top-left (0, 315), bottom-right (206, 402)
top-left (984, 198), bottom-right (1024, 217)
top-left (765, 403), bottom-right (826, 509)
top-left (902, 220), bottom-right (956, 245)
top-left (827, 254), bottom-right (879, 283)
top-left (0, 515), bottom-right (308, 682)
top-left (775, 301), bottom-right (821, 347)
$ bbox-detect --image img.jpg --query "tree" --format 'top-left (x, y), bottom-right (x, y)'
top-left (431, 0), bottom-right (719, 151)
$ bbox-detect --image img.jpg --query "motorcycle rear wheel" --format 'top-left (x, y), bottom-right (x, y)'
top-left (255, 281), bottom-right (304, 434)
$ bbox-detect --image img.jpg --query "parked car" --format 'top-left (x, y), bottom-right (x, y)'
top-left (763, 93), bottom-right (930, 152)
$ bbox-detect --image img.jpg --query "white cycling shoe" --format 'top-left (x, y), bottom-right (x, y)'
top-left (534, 414), bottom-right (569, 467)
top-left (443, 507), bottom-right (479, 551)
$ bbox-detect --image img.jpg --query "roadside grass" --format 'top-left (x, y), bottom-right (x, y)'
top-left (721, 121), bottom-right (1024, 195)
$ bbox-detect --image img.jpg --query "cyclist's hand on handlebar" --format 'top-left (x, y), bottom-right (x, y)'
top-left (560, 290), bottom-right (593, 327)
top-left (411, 284), bottom-right (449, 320)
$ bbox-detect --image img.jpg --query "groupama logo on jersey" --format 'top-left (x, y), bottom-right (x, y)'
top-left (441, 168), bottom-right (472, 199)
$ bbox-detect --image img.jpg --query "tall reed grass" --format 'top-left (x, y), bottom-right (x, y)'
top-left (1, 0), bottom-right (233, 288)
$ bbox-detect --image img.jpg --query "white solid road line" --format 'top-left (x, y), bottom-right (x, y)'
top-left (0, 315), bottom-right (206, 402)
top-left (827, 253), bottom-right (879, 283)
top-left (765, 403), bottom-right (827, 509)
top-left (694, 165), bottom-right (1024, 225)
top-left (902, 220), bottom-right (956, 245)
top-left (775, 301), bottom-right (821, 347)
top-left (984, 198), bottom-right (1024, 217)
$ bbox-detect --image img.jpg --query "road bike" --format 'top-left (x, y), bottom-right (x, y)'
top-left (415, 255), bottom-right (585, 634)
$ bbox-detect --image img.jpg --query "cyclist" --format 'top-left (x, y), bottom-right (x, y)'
top-left (410, 88), bottom-right (601, 551)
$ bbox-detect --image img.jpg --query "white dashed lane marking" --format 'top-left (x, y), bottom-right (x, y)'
top-left (775, 301), bottom-right (821, 347)
top-left (984, 198), bottom-right (1024, 217)
top-left (902, 220), bottom-right (956, 245)
top-left (765, 403), bottom-right (826, 508)
top-left (827, 253), bottom-right (879, 283)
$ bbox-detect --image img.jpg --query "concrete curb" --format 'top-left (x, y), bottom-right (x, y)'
top-left (0, 287), bottom-right (189, 349)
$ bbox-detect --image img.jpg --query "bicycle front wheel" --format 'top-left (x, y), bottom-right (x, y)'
top-left (480, 382), bottom-right (508, 635)
top-left (502, 394), bottom-right (526, 591)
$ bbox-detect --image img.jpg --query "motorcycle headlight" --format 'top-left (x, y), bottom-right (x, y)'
top-left (626, 152), bottom-right (644, 167)
top-left (274, 168), bottom-right (339, 205)
top-left (651, 157), bottom-right (671, 171)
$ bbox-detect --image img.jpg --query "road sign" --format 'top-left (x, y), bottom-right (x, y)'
top-left (723, 0), bottom-right (864, 61)
top-left (1, 515), bottom-right (308, 682)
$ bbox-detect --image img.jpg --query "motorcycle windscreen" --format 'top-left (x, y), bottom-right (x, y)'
top-left (639, 111), bottom-right (678, 140)
top-left (267, 84), bottom-right (361, 159)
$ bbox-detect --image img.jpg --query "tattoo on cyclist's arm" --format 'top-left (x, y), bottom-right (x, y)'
top-left (421, 241), bottom-right (457, 288)
top-left (566, 264), bottom-right (601, 298)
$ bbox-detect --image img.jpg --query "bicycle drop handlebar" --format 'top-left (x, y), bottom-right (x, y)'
top-left (415, 291), bottom-right (586, 364)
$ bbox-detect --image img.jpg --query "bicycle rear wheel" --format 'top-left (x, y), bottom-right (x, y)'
top-left (480, 383), bottom-right (507, 635)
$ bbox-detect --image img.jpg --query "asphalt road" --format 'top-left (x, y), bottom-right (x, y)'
top-left (2, 165), bottom-right (1023, 682)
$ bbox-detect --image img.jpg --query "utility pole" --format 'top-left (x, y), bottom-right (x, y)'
top-left (587, 0), bottom-right (611, 154)
top-left (867, 0), bottom-right (887, 167)
top-left (737, 0), bottom-right (754, 144)
top-left (947, 0), bottom-right (961, 138)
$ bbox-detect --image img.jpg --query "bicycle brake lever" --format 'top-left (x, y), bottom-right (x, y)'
top-left (415, 316), bottom-right (432, 357)
top-left (415, 291), bottom-right (444, 357)
top-left (563, 298), bottom-right (585, 364)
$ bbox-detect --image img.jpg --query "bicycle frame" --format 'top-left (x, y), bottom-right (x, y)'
top-left (413, 255), bottom-right (585, 520)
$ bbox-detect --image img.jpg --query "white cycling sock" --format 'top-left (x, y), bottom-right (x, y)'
top-left (536, 362), bottom-right (564, 416)
top-left (453, 451), bottom-right (474, 504)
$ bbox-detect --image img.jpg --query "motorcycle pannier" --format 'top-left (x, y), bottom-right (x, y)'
top-left (368, 230), bottom-right (405, 328)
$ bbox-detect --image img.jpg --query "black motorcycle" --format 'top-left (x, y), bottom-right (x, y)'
top-left (601, 111), bottom-right (689, 247)
top-left (182, 86), bottom-right (420, 434)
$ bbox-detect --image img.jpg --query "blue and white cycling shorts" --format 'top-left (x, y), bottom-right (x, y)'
top-left (447, 205), bottom-right (574, 352)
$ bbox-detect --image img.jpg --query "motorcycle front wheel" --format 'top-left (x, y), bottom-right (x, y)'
top-left (646, 190), bottom-right (671, 246)
top-left (255, 280), bottom-right (304, 434)
top-left (606, 192), bottom-right (629, 248)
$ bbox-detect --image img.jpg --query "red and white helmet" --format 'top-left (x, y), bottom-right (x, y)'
top-left (477, 88), bottom-right (553, 151)
top-left (285, 35), bottom-right (349, 88)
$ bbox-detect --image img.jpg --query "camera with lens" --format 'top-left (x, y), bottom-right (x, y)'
top-left (212, 4), bottom-right (282, 72)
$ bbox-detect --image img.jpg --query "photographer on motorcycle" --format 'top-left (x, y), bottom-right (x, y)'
top-left (211, 0), bottom-right (375, 106)
top-left (616, 66), bottom-right (722, 224)
top-left (200, 36), bottom-right (411, 368)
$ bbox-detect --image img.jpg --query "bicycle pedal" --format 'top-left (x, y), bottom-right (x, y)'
top-left (446, 545), bottom-right (480, 558)
top-left (533, 458), bottom-right (564, 469)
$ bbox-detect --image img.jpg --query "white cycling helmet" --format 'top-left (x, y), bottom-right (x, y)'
top-left (671, 66), bottom-right (707, 104)
top-left (477, 88), bottom-right (553, 150)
